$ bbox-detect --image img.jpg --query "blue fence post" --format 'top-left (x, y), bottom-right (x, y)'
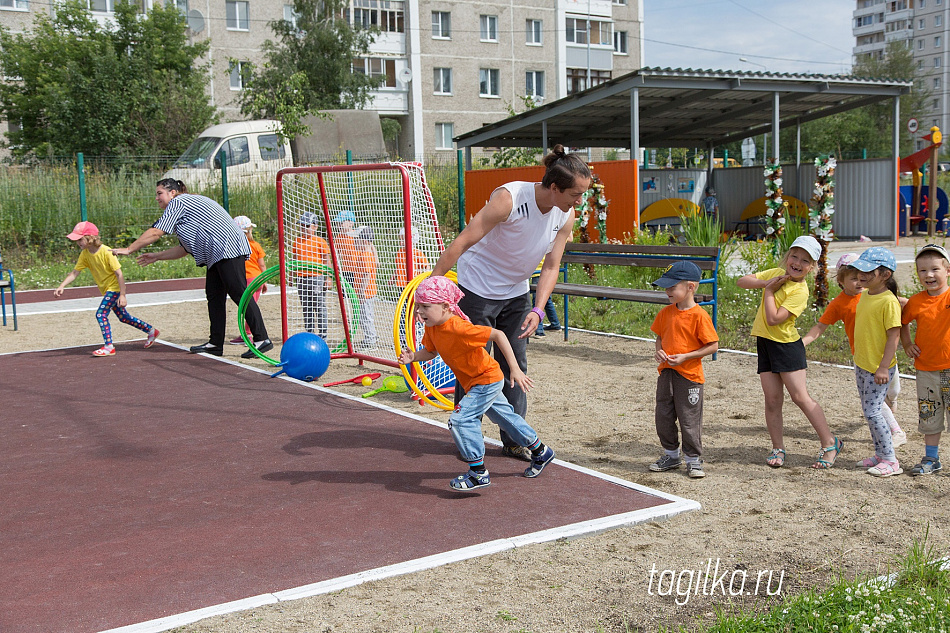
top-left (219, 150), bottom-right (229, 212)
top-left (77, 152), bottom-right (87, 222)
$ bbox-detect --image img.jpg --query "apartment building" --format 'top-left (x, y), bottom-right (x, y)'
top-left (852, 0), bottom-right (949, 149)
top-left (0, 0), bottom-right (643, 159)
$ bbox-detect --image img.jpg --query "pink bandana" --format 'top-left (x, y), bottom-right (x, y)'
top-left (414, 276), bottom-right (470, 322)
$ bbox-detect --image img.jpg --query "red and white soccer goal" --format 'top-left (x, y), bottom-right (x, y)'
top-left (275, 162), bottom-right (445, 369)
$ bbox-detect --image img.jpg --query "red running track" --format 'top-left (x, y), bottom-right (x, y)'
top-left (0, 342), bottom-right (691, 633)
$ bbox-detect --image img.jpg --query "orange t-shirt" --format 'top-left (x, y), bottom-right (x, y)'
top-left (333, 234), bottom-right (359, 277)
top-left (649, 303), bottom-right (719, 384)
top-left (356, 249), bottom-right (378, 299)
top-left (420, 315), bottom-right (504, 392)
top-left (902, 289), bottom-right (950, 371)
top-left (292, 235), bottom-right (330, 277)
top-left (818, 291), bottom-right (861, 354)
top-left (245, 238), bottom-right (266, 279)
top-left (392, 249), bottom-right (430, 287)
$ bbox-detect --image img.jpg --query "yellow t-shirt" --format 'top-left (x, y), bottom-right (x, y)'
top-left (853, 290), bottom-right (902, 373)
top-left (749, 268), bottom-right (808, 343)
top-left (75, 245), bottom-right (121, 294)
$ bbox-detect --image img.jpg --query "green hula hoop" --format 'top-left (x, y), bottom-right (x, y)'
top-left (237, 261), bottom-right (361, 365)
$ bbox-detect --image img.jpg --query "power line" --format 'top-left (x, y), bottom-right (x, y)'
top-left (724, 0), bottom-right (853, 56)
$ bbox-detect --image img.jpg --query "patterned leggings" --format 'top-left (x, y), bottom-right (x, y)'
top-left (855, 366), bottom-right (897, 461)
top-left (96, 291), bottom-right (152, 346)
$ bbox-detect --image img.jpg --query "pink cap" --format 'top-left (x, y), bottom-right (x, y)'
top-left (835, 252), bottom-right (859, 270)
top-left (66, 221), bottom-right (99, 240)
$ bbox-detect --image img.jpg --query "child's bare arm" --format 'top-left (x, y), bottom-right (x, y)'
top-left (490, 328), bottom-right (534, 392)
top-left (762, 281), bottom-right (792, 326)
top-left (665, 341), bottom-right (719, 366)
top-left (900, 323), bottom-right (920, 358)
top-left (115, 268), bottom-right (128, 308)
top-left (802, 322), bottom-right (829, 346)
top-left (875, 327), bottom-right (902, 384)
top-left (737, 273), bottom-right (768, 289)
top-left (399, 347), bottom-right (436, 365)
top-left (54, 270), bottom-right (81, 297)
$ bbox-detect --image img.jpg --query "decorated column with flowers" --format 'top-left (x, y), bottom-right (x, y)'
top-left (809, 155), bottom-right (836, 307)
top-left (573, 173), bottom-right (608, 278)
top-left (764, 158), bottom-right (785, 255)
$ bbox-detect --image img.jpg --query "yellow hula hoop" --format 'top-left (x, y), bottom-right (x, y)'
top-left (393, 271), bottom-right (457, 410)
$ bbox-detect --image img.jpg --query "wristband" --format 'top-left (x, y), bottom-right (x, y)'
top-left (531, 307), bottom-right (545, 320)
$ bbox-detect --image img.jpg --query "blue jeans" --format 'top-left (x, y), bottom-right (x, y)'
top-left (449, 380), bottom-right (538, 462)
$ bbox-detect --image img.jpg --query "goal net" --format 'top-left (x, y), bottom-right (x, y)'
top-left (276, 162), bottom-right (446, 371)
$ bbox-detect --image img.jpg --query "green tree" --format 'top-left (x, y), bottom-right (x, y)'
top-left (0, 0), bottom-right (215, 157)
top-left (235, 0), bottom-right (381, 141)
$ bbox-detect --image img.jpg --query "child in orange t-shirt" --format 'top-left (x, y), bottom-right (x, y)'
top-left (390, 227), bottom-right (430, 288)
top-left (398, 276), bottom-right (556, 492)
top-left (648, 261), bottom-right (719, 478)
top-left (353, 225), bottom-right (379, 349)
top-left (230, 215), bottom-right (267, 344)
top-left (803, 253), bottom-right (907, 446)
top-left (292, 212), bottom-right (331, 338)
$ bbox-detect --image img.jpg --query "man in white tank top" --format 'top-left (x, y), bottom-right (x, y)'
top-left (432, 172), bottom-right (591, 459)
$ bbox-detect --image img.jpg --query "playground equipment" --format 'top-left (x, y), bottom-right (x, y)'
top-left (269, 332), bottom-right (331, 382)
top-left (899, 127), bottom-right (944, 237)
top-left (733, 195), bottom-right (809, 236)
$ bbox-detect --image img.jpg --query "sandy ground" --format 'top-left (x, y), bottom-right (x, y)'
top-left (2, 242), bottom-right (948, 633)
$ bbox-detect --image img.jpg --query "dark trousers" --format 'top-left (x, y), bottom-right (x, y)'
top-left (206, 257), bottom-right (268, 347)
top-left (655, 368), bottom-right (704, 458)
top-left (455, 285), bottom-right (529, 448)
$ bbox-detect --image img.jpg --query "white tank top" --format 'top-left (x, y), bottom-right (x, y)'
top-left (458, 181), bottom-right (571, 299)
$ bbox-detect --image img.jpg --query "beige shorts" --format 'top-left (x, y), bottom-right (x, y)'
top-left (916, 369), bottom-right (950, 435)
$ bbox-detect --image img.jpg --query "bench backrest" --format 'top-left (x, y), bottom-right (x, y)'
top-left (561, 243), bottom-right (720, 272)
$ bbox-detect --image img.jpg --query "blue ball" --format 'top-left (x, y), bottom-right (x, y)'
top-left (275, 332), bottom-right (330, 382)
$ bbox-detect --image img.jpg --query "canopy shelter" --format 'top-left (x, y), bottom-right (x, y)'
top-left (454, 67), bottom-right (912, 167)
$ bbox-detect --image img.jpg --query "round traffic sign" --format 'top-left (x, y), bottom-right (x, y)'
top-left (908, 118), bottom-right (919, 134)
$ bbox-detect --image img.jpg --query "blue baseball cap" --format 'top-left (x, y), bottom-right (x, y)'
top-left (850, 247), bottom-right (897, 272)
top-left (333, 210), bottom-right (356, 223)
top-left (652, 261), bottom-right (702, 288)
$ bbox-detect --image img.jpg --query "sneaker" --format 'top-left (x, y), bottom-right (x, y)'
top-left (144, 328), bottom-right (160, 349)
top-left (189, 342), bottom-right (223, 356)
top-left (867, 460), bottom-right (903, 477)
top-left (544, 324), bottom-right (562, 331)
top-left (909, 456), bottom-right (943, 476)
top-left (524, 446), bottom-right (556, 478)
top-left (241, 339), bottom-right (274, 359)
top-left (534, 329), bottom-right (546, 337)
top-left (686, 461), bottom-right (706, 479)
top-left (649, 454), bottom-right (683, 472)
top-left (501, 445), bottom-right (533, 462)
top-left (228, 336), bottom-right (245, 345)
top-left (891, 430), bottom-right (908, 448)
top-left (450, 469), bottom-right (490, 492)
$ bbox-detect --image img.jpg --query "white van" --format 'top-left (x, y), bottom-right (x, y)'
top-left (163, 120), bottom-right (293, 188)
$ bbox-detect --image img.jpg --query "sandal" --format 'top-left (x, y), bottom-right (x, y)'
top-left (811, 436), bottom-right (844, 469)
top-left (856, 455), bottom-right (883, 469)
top-left (765, 448), bottom-right (786, 468)
top-left (450, 469), bottom-right (490, 492)
top-left (867, 460), bottom-right (903, 477)
top-left (92, 346), bottom-right (115, 357)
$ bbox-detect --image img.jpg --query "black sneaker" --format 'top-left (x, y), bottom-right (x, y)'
top-left (524, 446), bottom-right (556, 478)
top-left (189, 342), bottom-right (223, 356)
top-left (649, 454), bottom-right (682, 472)
top-left (241, 339), bottom-right (274, 359)
top-left (501, 445), bottom-right (533, 462)
top-left (544, 324), bottom-right (562, 331)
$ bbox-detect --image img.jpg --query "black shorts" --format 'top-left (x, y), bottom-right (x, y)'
top-left (756, 337), bottom-right (807, 374)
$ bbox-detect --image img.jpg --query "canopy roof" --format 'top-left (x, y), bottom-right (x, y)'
top-left (454, 67), bottom-right (913, 149)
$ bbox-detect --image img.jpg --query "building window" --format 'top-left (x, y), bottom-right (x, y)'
top-left (937, 36), bottom-right (943, 48)
top-left (226, 0), bottom-right (249, 30)
top-left (612, 0), bottom-right (627, 4)
top-left (614, 30), bottom-right (627, 54)
top-left (939, 15), bottom-right (944, 27)
top-left (435, 123), bottom-right (454, 149)
top-left (353, 57), bottom-right (397, 88)
top-left (480, 15), bottom-right (498, 41)
top-left (86, 0), bottom-right (146, 12)
top-left (934, 98), bottom-right (940, 109)
top-left (919, 59), bottom-right (926, 69)
top-left (526, 71), bottom-right (544, 100)
top-left (351, 0), bottom-right (404, 33)
top-left (432, 11), bottom-right (450, 38)
top-left (937, 57), bottom-right (943, 67)
top-left (229, 61), bottom-right (248, 90)
top-left (433, 67), bottom-right (452, 94)
top-left (526, 19), bottom-right (542, 45)
top-left (566, 17), bottom-right (611, 45)
top-left (566, 68), bottom-right (611, 95)
top-left (0, 0), bottom-right (29, 9)
top-left (919, 39), bottom-right (925, 50)
top-left (479, 68), bottom-right (500, 97)
top-left (855, 15), bottom-right (874, 27)
top-left (921, 0), bottom-right (926, 6)
top-left (935, 77), bottom-right (942, 89)
top-left (919, 18), bottom-right (926, 29)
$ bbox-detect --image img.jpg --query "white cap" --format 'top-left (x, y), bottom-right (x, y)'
top-left (789, 235), bottom-right (821, 262)
top-left (234, 215), bottom-right (256, 230)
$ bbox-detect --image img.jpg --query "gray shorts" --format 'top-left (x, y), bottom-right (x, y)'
top-left (916, 369), bottom-right (950, 435)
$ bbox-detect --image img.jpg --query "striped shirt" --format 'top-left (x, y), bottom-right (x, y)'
top-left (153, 194), bottom-right (250, 268)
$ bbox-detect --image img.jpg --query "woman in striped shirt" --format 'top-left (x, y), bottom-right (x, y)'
top-left (114, 179), bottom-right (272, 358)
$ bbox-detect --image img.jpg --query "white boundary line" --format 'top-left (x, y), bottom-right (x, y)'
top-left (0, 342), bottom-right (696, 633)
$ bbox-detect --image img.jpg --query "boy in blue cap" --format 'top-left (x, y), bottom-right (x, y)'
top-left (649, 261), bottom-right (719, 478)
